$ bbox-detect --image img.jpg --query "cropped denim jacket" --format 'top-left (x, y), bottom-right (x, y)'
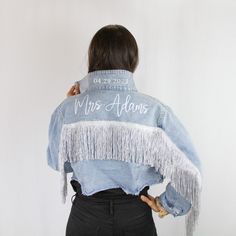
top-left (47, 69), bottom-right (202, 236)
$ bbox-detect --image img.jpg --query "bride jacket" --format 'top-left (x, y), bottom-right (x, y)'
top-left (46, 69), bottom-right (202, 236)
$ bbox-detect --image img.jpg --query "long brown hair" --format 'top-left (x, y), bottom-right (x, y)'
top-left (88, 24), bottom-right (139, 73)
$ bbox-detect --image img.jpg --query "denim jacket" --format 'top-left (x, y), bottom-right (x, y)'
top-left (46, 69), bottom-right (202, 236)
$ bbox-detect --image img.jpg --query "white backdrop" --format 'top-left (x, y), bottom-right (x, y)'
top-left (1, 0), bottom-right (236, 235)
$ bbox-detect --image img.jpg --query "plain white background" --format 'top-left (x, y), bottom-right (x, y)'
top-left (1, 0), bottom-right (236, 235)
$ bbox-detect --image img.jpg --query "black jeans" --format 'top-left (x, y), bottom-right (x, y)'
top-left (66, 180), bottom-right (158, 236)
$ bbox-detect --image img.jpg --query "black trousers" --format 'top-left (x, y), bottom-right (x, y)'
top-left (66, 180), bottom-right (158, 236)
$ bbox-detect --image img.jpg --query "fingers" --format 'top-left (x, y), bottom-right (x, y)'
top-left (147, 194), bottom-right (155, 201)
top-left (140, 195), bottom-right (150, 204)
top-left (140, 195), bottom-right (161, 213)
top-left (155, 197), bottom-right (169, 218)
top-left (75, 83), bottom-right (80, 93)
top-left (69, 85), bottom-right (76, 93)
top-left (158, 210), bottom-right (169, 218)
top-left (66, 85), bottom-right (75, 97)
top-left (140, 194), bottom-right (169, 218)
top-left (66, 84), bottom-right (80, 97)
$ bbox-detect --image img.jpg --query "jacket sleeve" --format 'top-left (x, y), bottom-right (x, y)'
top-left (46, 106), bottom-right (73, 173)
top-left (158, 183), bottom-right (191, 217)
top-left (157, 104), bottom-right (201, 217)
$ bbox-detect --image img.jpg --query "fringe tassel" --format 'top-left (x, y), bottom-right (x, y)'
top-left (58, 120), bottom-right (202, 236)
top-left (58, 151), bottom-right (67, 204)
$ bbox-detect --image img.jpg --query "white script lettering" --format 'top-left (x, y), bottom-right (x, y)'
top-left (74, 94), bottom-right (149, 116)
top-left (74, 94), bottom-right (102, 115)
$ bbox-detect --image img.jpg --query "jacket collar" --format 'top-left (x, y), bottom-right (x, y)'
top-left (84, 69), bottom-right (138, 92)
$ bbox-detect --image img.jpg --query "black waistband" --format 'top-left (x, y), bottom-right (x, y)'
top-left (70, 180), bottom-right (149, 199)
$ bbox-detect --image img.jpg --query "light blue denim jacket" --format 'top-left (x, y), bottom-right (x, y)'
top-left (47, 69), bottom-right (201, 234)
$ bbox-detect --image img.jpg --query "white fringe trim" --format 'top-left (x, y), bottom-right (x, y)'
top-left (58, 120), bottom-right (202, 236)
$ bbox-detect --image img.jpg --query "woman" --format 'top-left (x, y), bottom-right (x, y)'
top-left (47, 24), bottom-right (201, 236)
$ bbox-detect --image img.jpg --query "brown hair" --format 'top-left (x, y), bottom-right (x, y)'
top-left (88, 24), bottom-right (139, 73)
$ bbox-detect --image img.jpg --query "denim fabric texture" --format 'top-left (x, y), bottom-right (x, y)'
top-left (47, 69), bottom-right (201, 220)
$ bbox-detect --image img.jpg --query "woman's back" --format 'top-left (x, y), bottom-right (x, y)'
top-left (47, 24), bottom-right (202, 236)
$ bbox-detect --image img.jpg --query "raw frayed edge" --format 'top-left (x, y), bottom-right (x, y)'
top-left (58, 120), bottom-right (202, 236)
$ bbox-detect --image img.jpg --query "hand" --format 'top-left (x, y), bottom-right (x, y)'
top-left (66, 83), bottom-right (80, 97)
top-left (140, 194), bottom-right (169, 218)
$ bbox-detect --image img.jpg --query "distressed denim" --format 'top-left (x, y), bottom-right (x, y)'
top-left (47, 69), bottom-right (201, 218)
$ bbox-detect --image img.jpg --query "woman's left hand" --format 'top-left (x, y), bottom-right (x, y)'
top-left (140, 194), bottom-right (169, 218)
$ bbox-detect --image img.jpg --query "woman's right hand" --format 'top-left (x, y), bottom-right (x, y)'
top-left (66, 83), bottom-right (80, 97)
top-left (140, 194), bottom-right (169, 218)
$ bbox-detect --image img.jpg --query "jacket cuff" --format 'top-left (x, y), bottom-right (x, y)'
top-left (158, 184), bottom-right (192, 217)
